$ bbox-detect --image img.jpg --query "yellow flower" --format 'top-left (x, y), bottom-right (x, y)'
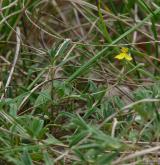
top-left (115, 47), bottom-right (132, 61)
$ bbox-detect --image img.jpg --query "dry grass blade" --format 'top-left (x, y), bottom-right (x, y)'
top-left (112, 145), bottom-right (160, 165)
top-left (1, 27), bottom-right (21, 99)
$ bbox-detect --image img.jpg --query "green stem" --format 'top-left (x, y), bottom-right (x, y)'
top-left (97, 0), bottom-right (112, 43)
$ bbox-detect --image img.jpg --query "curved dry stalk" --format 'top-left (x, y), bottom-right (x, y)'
top-left (1, 0), bottom-right (18, 11)
top-left (1, 27), bottom-right (21, 99)
top-left (122, 98), bottom-right (160, 110)
top-left (112, 145), bottom-right (160, 165)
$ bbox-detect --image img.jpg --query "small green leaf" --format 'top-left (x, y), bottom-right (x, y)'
top-left (43, 152), bottom-right (54, 165)
top-left (21, 149), bottom-right (33, 165)
top-left (34, 89), bottom-right (51, 108)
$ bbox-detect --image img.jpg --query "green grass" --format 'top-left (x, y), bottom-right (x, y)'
top-left (1, 0), bottom-right (160, 164)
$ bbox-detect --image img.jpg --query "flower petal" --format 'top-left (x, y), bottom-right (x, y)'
top-left (124, 54), bottom-right (132, 61)
top-left (115, 53), bottom-right (125, 60)
top-left (121, 47), bottom-right (128, 53)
